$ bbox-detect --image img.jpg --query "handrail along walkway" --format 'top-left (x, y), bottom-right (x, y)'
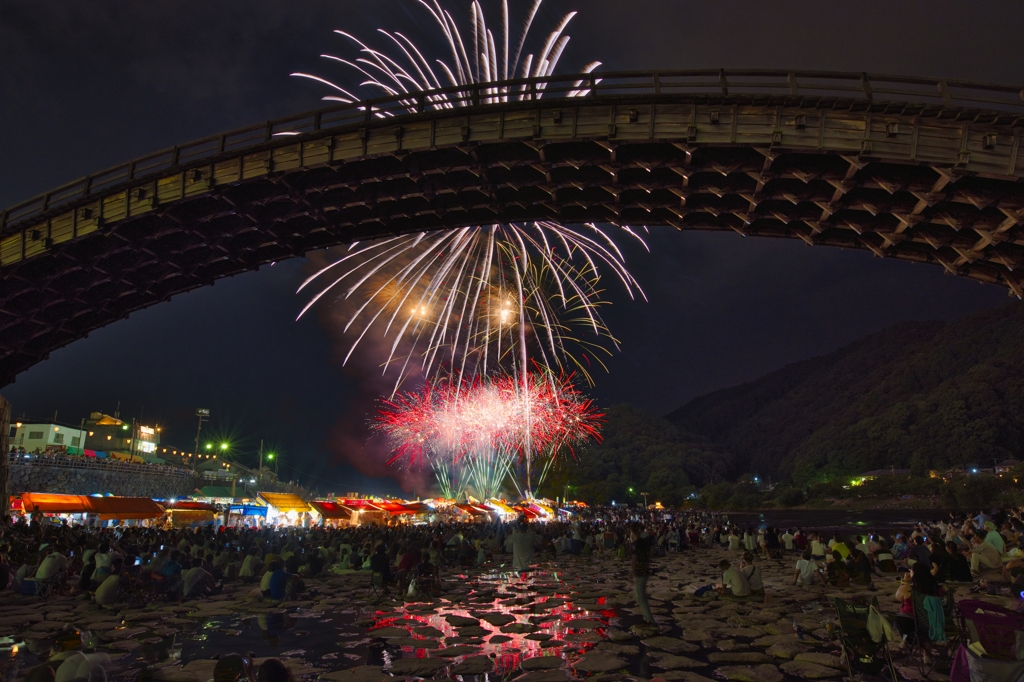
top-left (3, 68), bottom-right (1023, 236)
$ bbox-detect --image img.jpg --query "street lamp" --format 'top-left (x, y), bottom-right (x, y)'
top-left (193, 409), bottom-right (210, 472)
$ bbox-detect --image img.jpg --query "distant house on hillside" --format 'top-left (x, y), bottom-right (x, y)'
top-left (994, 460), bottom-right (1020, 475)
top-left (858, 468), bottom-right (912, 479)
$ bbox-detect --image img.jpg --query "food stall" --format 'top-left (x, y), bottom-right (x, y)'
top-left (257, 492), bottom-right (313, 527)
top-left (20, 493), bottom-right (165, 526)
top-left (163, 500), bottom-right (218, 527)
top-left (308, 500), bottom-right (353, 527)
top-left (227, 503), bottom-right (267, 527)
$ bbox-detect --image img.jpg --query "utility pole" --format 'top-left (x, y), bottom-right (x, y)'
top-left (258, 439), bottom-right (264, 488)
top-left (193, 408), bottom-right (209, 472)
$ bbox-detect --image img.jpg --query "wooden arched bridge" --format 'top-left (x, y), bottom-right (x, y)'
top-left (2, 69), bottom-right (1024, 387)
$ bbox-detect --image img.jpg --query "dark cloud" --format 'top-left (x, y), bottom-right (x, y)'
top-left (1, 0), bottom-right (1019, 490)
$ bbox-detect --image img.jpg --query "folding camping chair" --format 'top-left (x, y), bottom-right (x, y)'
top-left (833, 596), bottom-right (898, 682)
top-left (368, 571), bottom-right (391, 603)
top-left (957, 598), bottom-right (1024, 660)
top-left (894, 587), bottom-right (960, 678)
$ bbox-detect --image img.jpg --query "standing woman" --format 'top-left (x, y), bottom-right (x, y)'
top-left (630, 524), bottom-right (655, 624)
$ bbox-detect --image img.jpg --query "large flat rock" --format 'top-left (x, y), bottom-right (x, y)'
top-left (572, 652), bottom-right (627, 673)
top-left (521, 657), bottom-right (564, 671)
top-left (779, 661), bottom-right (841, 679)
top-left (642, 636), bottom-right (699, 654)
top-left (715, 665), bottom-right (784, 682)
top-left (388, 658), bottom-right (450, 676)
top-left (451, 657), bottom-right (494, 675)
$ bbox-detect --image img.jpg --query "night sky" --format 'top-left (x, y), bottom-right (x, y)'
top-left (2, 1), bottom-right (1022, 493)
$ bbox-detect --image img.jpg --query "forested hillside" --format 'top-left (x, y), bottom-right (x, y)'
top-left (562, 301), bottom-right (1024, 503)
top-left (667, 301), bottom-right (1024, 483)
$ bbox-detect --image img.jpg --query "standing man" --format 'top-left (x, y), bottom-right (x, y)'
top-left (509, 522), bottom-right (538, 572)
top-left (631, 524), bottom-right (655, 624)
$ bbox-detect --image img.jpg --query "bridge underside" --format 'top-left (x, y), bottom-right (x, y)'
top-left (2, 95), bottom-right (1024, 386)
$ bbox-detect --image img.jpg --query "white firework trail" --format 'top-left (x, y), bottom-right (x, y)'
top-left (292, 1), bottom-right (647, 391)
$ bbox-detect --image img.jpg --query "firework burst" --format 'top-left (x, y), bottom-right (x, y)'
top-left (372, 372), bottom-right (603, 498)
top-left (294, 1), bottom-right (647, 391)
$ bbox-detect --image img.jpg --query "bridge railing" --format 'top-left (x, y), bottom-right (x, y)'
top-left (8, 450), bottom-right (196, 478)
top-left (3, 69), bottom-right (1023, 235)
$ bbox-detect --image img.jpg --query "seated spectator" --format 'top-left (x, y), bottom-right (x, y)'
top-left (844, 547), bottom-right (874, 587)
top-left (983, 522), bottom-right (1005, 554)
top-left (945, 541), bottom-right (973, 582)
top-left (369, 544), bottom-right (391, 584)
top-left (928, 540), bottom-right (950, 583)
top-left (239, 547), bottom-right (263, 582)
top-left (739, 552), bottom-right (764, 594)
top-left (793, 550), bottom-right (823, 587)
top-left (968, 533), bottom-right (1002, 576)
top-left (826, 551), bottom-right (850, 587)
top-left (829, 533), bottom-right (851, 560)
top-left (34, 545), bottom-right (69, 586)
top-left (183, 557), bottom-right (215, 600)
top-left (810, 534), bottom-right (827, 561)
top-left (891, 535), bottom-right (909, 561)
top-left (262, 561), bottom-right (291, 600)
top-left (893, 564), bottom-right (942, 639)
top-left (256, 659), bottom-right (295, 682)
top-left (907, 536), bottom-right (931, 568)
top-left (716, 559), bottom-right (752, 599)
top-left (94, 557), bottom-right (128, 606)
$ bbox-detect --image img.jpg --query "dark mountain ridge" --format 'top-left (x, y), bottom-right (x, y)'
top-left (666, 301), bottom-right (1024, 483)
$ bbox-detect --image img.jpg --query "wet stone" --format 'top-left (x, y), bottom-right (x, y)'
top-left (387, 658), bottom-right (451, 677)
top-left (778, 661), bottom-right (841, 679)
top-left (648, 654), bottom-right (707, 669)
top-left (642, 636), bottom-right (699, 654)
top-left (489, 635), bottom-right (513, 644)
top-left (513, 670), bottom-right (568, 682)
top-left (765, 642), bottom-right (815, 659)
top-left (572, 652), bottom-right (627, 673)
top-left (450, 657), bottom-right (494, 675)
top-left (434, 645), bottom-right (481, 658)
top-left (565, 618), bottom-right (605, 630)
top-left (525, 632), bottom-right (553, 641)
top-left (707, 652), bottom-right (775, 664)
top-left (594, 643), bottom-right (640, 657)
top-left (715, 664), bottom-right (784, 682)
top-left (500, 622), bottom-right (538, 634)
top-left (388, 637), bottom-right (441, 649)
top-left (793, 653), bottom-right (844, 669)
top-left (413, 626), bottom-right (446, 638)
top-left (444, 615), bottom-right (479, 627)
top-left (521, 656), bottom-right (564, 670)
top-left (457, 626), bottom-right (491, 637)
top-left (656, 672), bottom-right (717, 682)
top-left (605, 629), bottom-right (634, 642)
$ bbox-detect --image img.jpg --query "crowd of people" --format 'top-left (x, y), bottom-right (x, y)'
top-left (701, 510), bottom-right (1024, 611)
top-left (1, 506), bottom-right (1022, 617)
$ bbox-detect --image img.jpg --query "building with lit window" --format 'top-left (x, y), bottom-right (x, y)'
top-left (10, 422), bottom-right (87, 455)
top-left (82, 412), bottom-right (163, 462)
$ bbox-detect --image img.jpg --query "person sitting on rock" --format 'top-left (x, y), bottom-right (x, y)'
top-left (826, 551), bottom-right (850, 588)
top-left (739, 552), bottom-right (764, 594)
top-left (716, 558), bottom-right (752, 599)
top-left (844, 547), bottom-right (874, 587)
top-left (793, 549), bottom-right (824, 587)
